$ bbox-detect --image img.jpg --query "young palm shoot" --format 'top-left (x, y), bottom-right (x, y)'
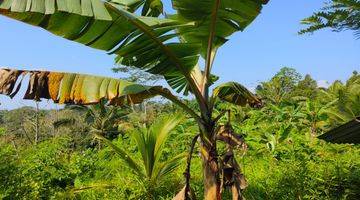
top-left (95, 114), bottom-right (186, 199)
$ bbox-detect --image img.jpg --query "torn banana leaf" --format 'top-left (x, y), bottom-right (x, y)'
top-left (0, 68), bottom-right (165, 105)
top-left (212, 81), bottom-right (262, 107)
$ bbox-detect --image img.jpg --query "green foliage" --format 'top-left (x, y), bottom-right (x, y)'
top-left (0, 141), bottom-right (20, 199)
top-left (256, 67), bottom-right (302, 104)
top-left (112, 65), bottom-right (162, 85)
top-left (300, 0), bottom-right (360, 39)
top-left (212, 82), bottom-right (261, 107)
top-left (243, 141), bottom-right (360, 200)
top-left (95, 114), bottom-right (186, 199)
top-left (319, 71), bottom-right (360, 127)
top-left (293, 74), bottom-right (319, 99)
top-left (0, 136), bottom-right (93, 199)
top-left (2, 1), bottom-right (359, 199)
top-left (0, 0), bottom-right (264, 95)
top-left (1, 69), bottom-right (360, 199)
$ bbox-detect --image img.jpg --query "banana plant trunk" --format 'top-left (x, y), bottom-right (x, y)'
top-left (197, 116), bottom-right (246, 200)
top-left (201, 140), bottom-right (221, 200)
top-left (199, 118), bottom-right (222, 200)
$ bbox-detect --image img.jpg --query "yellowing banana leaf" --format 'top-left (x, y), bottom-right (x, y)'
top-left (0, 68), bottom-right (164, 105)
top-left (212, 81), bottom-right (261, 107)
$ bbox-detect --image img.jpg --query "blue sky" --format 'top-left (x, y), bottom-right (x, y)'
top-left (0, 0), bottom-right (359, 109)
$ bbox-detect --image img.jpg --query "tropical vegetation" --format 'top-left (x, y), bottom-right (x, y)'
top-left (1, 68), bottom-right (359, 199)
top-left (0, 0), bottom-right (359, 199)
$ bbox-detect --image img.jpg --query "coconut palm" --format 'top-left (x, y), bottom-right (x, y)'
top-left (54, 100), bottom-right (130, 149)
top-left (95, 114), bottom-right (186, 199)
top-left (320, 72), bottom-right (360, 127)
top-left (0, 1), bottom-right (269, 199)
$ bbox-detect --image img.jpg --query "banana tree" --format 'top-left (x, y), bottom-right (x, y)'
top-left (0, 0), bottom-right (268, 199)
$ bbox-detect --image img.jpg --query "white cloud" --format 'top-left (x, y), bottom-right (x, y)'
top-left (317, 80), bottom-right (330, 88)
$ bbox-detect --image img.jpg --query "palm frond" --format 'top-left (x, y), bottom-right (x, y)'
top-left (152, 153), bottom-right (186, 184)
top-left (94, 133), bottom-right (145, 178)
top-left (299, 0), bottom-right (360, 39)
top-left (129, 114), bottom-right (184, 182)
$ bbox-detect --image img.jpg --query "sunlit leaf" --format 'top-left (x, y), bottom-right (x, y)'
top-left (0, 68), bottom-right (164, 105)
top-left (212, 81), bottom-right (261, 107)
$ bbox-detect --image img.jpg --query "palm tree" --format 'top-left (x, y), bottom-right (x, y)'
top-left (95, 114), bottom-right (186, 199)
top-left (320, 72), bottom-right (360, 127)
top-left (54, 100), bottom-right (129, 149)
top-left (77, 101), bottom-right (128, 139)
top-left (0, 1), bottom-right (269, 199)
top-left (300, 0), bottom-right (360, 39)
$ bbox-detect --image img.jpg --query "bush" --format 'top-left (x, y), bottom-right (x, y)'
top-left (243, 140), bottom-right (360, 200)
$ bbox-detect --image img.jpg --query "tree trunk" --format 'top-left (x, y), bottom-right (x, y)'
top-left (231, 185), bottom-right (241, 200)
top-left (310, 122), bottom-right (316, 139)
top-left (201, 141), bottom-right (221, 200)
top-left (35, 102), bottom-right (39, 145)
top-left (203, 161), bottom-right (221, 200)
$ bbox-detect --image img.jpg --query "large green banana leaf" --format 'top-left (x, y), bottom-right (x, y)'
top-left (172, 0), bottom-right (269, 56)
top-left (0, 68), bottom-right (164, 105)
top-left (111, 0), bottom-right (163, 17)
top-left (0, 0), bottom-right (201, 94)
top-left (0, 0), bottom-right (268, 95)
top-left (212, 81), bottom-right (261, 107)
